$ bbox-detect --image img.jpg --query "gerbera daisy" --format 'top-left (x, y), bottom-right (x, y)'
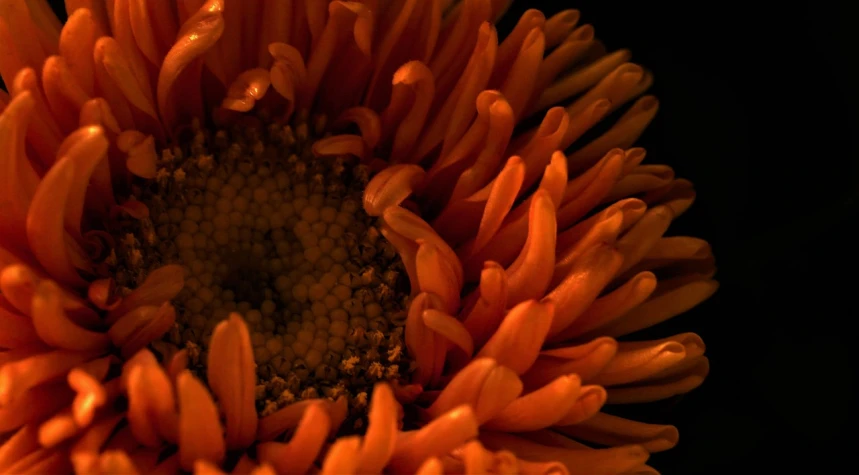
top-left (0, 0), bottom-right (717, 473)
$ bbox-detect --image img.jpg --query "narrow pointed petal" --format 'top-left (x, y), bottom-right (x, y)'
top-left (484, 374), bottom-right (582, 432)
top-left (505, 191), bottom-right (557, 305)
top-left (357, 384), bottom-right (398, 473)
top-left (556, 412), bottom-right (679, 453)
top-left (207, 313), bottom-right (258, 450)
top-left (178, 370), bottom-right (225, 470)
top-left (127, 362), bottom-right (179, 446)
top-left (108, 302), bottom-right (176, 358)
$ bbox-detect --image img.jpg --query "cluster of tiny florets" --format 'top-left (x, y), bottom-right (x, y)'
top-left (107, 113), bottom-right (412, 424)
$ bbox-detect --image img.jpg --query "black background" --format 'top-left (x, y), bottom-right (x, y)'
top-left (34, 1), bottom-right (859, 473)
top-left (505, 1), bottom-right (859, 473)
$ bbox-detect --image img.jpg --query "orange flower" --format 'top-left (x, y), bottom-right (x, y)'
top-left (0, 1), bottom-right (717, 474)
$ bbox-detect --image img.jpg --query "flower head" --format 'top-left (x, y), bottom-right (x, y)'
top-left (0, 1), bottom-right (716, 474)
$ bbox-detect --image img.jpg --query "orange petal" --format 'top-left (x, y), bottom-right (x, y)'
top-left (207, 313), bottom-right (258, 450)
top-left (157, 0), bottom-right (225, 132)
top-left (320, 436), bottom-right (362, 475)
top-left (108, 302), bottom-right (176, 358)
top-left (607, 358), bottom-right (710, 404)
top-left (268, 41), bottom-right (306, 119)
top-left (26, 158), bottom-right (92, 288)
top-left (551, 271), bottom-right (657, 342)
top-left (127, 362), bottom-right (180, 446)
top-left (0, 349), bottom-right (99, 407)
top-left (178, 370), bottom-right (225, 471)
top-left (481, 432), bottom-right (648, 475)
top-left (0, 92), bottom-right (40, 253)
top-left (483, 374), bottom-right (582, 432)
top-left (554, 384), bottom-right (606, 426)
top-left (415, 457), bottom-right (444, 475)
top-left (390, 405), bottom-right (479, 474)
top-left (107, 264), bottom-right (184, 324)
top-left (460, 261), bottom-right (508, 349)
top-left (0, 304), bottom-right (39, 348)
top-left (477, 300), bottom-right (553, 375)
top-left (257, 403), bottom-right (330, 474)
top-left (357, 384), bottom-right (398, 472)
top-left (0, 381), bottom-right (74, 433)
top-left (0, 425), bottom-right (39, 472)
top-left (364, 165), bottom-right (426, 217)
top-left (428, 358), bottom-right (522, 424)
top-left (522, 337), bottom-right (617, 390)
top-left (59, 8), bottom-right (104, 97)
top-left (42, 55), bottom-right (91, 133)
top-left (569, 96), bottom-right (659, 170)
top-left (415, 240), bottom-right (461, 314)
top-left (221, 67), bottom-right (271, 112)
top-left (596, 278), bottom-right (719, 338)
top-left (31, 280), bottom-right (110, 351)
top-left (556, 412), bottom-right (678, 453)
top-left (498, 27), bottom-right (545, 121)
top-left (505, 191), bottom-right (557, 305)
top-left (536, 49), bottom-right (631, 115)
top-left (414, 22), bottom-right (497, 163)
top-left (67, 369), bottom-right (108, 427)
top-left (544, 243), bottom-right (624, 337)
top-left (381, 61), bottom-right (435, 164)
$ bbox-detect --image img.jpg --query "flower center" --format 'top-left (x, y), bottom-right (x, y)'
top-left (107, 114), bottom-right (412, 426)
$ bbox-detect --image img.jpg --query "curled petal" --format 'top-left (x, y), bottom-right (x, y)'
top-left (554, 384), bottom-right (607, 426)
top-left (477, 300), bottom-right (553, 375)
top-left (257, 398), bottom-right (343, 441)
top-left (596, 278), bottom-right (719, 338)
top-left (321, 436), bottom-right (362, 475)
top-left (364, 165), bottom-right (426, 216)
top-left (481, 432), bottom-right (649, 475)
top-left (357, 384), bottom-right (398, 473)
top-left (428, 358), bottom-right (522, 424)
top-left (607, 358), bottom-right (710, 404)
top-left (0, 92), bottom-right (40, 253)
top-left (222, 68), bottom-right (271, 112)
top-left (31, 280), bottom-right (110, 351)
top-left (483, 374), bottom-right (582, 432)
top-left (207, 313), bottom-right (258, 450)
top-left (551, 271), bottom-right (657, 342)
top-left (107, 264), bottom-right (184, 323)
top-left (108, 302), bottom-right (176, 358)
top-left (545, 243), bottom-right (624, 337)
top-left (311, 134), bottom-right (367, 160)
top-left (178, 370), bottom-right (225, 471)
top-left (42, 55), bottom-right (91, 133)
top-left (415, 457), bottom-right (443, 475)
top-left (461, 261), bottom-right (508, 348)
top-left (257, 403), bottom-right (330, 474)
top-left (127, 362), bottom-right (179, 447)
top-left (383, 206), bottom-right (463, 289)
top-left (268, 42), bottom-right (306, 119)
top-left (569, 96), bottom-right (659, 170)
top-left (416, 240), bottom-right (461, 314)
top-left (522, 337), bottom-right (618, 390)
top-left (118, 130), bottom-right (158, 179)
top-left (26, 158), bottom-right (91, 288)
top-left (592, 339), bottom-right (690, 387)
top-left (59, 8), bottom-right (103, 96)
top-left (67, 369), bottom-right (107, 427)
top-left (422, 309), bottom-right (474, 357)
top-left (333, 106), bottom-right (381, 150)
top-left (88, 278), bottom-right (122, 311)
top-left (0, 348), bottom-right (100, 407)
top-left (390, 405), bottom-right (479, 474)
top-left (505, 190), bottom-right (557, 305)
top-left (556, 412), bottom-right (678, 453)
top-left (157, 0), bottom-right (225, 132)
top-left (381, 61), bottom-right (435, 163)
